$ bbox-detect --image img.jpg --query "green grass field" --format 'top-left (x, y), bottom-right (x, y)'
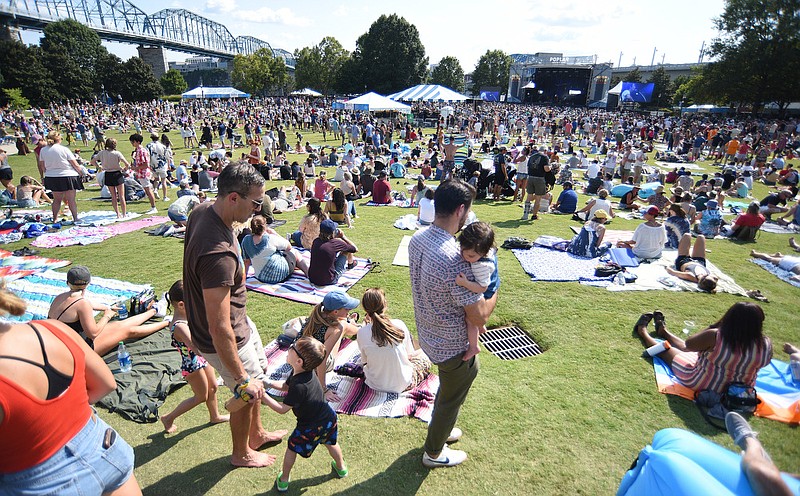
top-left (5, 128), bottom-right (798, 495)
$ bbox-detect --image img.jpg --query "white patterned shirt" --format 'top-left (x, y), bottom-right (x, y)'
top-left (409, 225), bottom-right (482, 363)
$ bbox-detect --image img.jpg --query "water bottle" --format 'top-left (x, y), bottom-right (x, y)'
top-left (116, 299), bottom-right (128, 320)
top-left (645, 340), bottom-right (671, 357)
top-left (791, 360), bottom-right (800, 383)
top-left (117, 341), bottom-right (132, 373)
top-left (615, 272), bottom-right (626, 285)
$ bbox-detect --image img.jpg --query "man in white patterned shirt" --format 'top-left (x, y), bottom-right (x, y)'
top-left (408, 179), bottom-right (498, 468)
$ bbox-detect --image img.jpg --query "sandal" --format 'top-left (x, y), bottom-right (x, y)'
top-left (746, 290), bottom-right (769, 303)
top-left (653, 311), bottom-right (665, 331)
top-left (633, 313), bottom-right (653, 335)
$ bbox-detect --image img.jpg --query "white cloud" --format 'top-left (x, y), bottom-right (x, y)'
top-left (232, 7), bottom-right (312, 27)
top-left (205, 0), bottom-right (237, 11)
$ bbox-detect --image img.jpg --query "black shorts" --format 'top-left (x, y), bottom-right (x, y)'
top-left (44, 175), bottom-right (83, 192)
top-left (104, 170), bottom-right (125, 186)
top-left (675, 255), bottom-right (706, 271)
top-left (0, 168), bottom-right (12, 181)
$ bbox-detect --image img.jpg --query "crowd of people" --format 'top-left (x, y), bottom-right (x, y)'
top-left (0, 96), bottom-right (798, 495)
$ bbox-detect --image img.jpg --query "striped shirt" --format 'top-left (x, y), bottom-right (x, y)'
top-left (409, 225), bottom-right (481, 364)
top-left (672, 330), bottom-right (772, 394)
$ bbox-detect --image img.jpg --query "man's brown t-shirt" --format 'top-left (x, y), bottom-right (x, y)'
top-left (183, 202), bottom-right (250, 354)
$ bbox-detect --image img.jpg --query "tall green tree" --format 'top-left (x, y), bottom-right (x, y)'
top-left (0, 41), bottom-right (60, 105)
top-left (706, 0), bottom-right (800, 112)
top-left (40, 19), bottom-right (106, 99)
top-left (232, 48), bottom-right (288, 96)
top-left (647, 66), bottom-right (673, 108)
top-left (470, 50), bottom-right (511, 96)
top-left (116, 57), bottom-right (163, 101)
top-left (2, 88), bottom-right (29, 110)
top-left (622, 67), bottom-right (643, 83)
top-left (160, 69), bottom-right (188, 95)
top-left (294, 37), bottom-right (349, 95)
top-left (430, 56), bottom-right (465, 93)
top-left (350, 14), bottom-right (427, 94)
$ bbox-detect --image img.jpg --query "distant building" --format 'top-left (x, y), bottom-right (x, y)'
top-left (507, 53), bottom-right (612, 105)
top-left (168, 56), bottom-right (229, 74)
top-left (611, 63), bottom-right (709, 82)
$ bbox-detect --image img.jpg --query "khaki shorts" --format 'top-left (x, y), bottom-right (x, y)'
top-left (202, 326), bottom-right (266, 393)
top-left (152, 168), bottom-right (167, 180)
top-left (526, 176), bottom-right (546, 196)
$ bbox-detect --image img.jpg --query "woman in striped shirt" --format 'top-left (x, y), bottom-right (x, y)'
top-left (634, 302), bottom-right (772, 394)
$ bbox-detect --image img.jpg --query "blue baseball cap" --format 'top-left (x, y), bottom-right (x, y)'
top-left (320, 219), bottom-right (338, 234)
top-left (322, 291), bottom-right (360, 312)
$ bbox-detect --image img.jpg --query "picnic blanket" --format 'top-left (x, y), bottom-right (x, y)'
top-left (652, 356), bottom-right (800, 424)
top-left (263, 338), bottom-right (439, 423)
top-left (394, 214), bottom-right (425, 230)
top-left (364, 199), bottom-right (410, 207)
top-left (392, 235), bottom-right (412, 266)
top-left (4, 269), bottom-right (151, 322)
top-left (512, 246), bottom-right (608, 282)
top-left (750, 258), bottom-right (800, 288)
top-left (76, 210), bottom-right (142, 227)
top-left (32, 216), bottom-right (169, 247)
top-left (594, 250), bottom-right (746, 295)
top-left (97, 328), bottom-right (183, 423)
top-left (759, 222), bottom-right (800, 235)
top-left (569, 226), bottom-right (635, 246)
top-left (246, 250), bottom-right (371, 305)
top-left (0, 249), bottom-right (70, 282)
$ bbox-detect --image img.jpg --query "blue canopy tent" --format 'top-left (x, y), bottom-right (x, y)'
top-left (181, 87), bottom-right (250, 99)
top-left (387, 84), bottom-right (469, 102)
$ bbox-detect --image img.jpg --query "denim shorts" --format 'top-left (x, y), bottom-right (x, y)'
top-left (0, 414), bottom-right (135, 494)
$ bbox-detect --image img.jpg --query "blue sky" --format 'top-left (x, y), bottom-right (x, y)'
top-left (21, 0), bottom-right (726, 70)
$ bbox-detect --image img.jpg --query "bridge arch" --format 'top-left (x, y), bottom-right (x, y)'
top-left (146, 8), bottom-right (237, 54)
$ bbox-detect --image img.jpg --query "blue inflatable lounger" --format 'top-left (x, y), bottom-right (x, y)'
top-left (617, 428), bottom-right (800, 496)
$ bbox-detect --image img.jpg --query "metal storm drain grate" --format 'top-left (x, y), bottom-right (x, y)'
top-left (479, 325), bottom-right (543, 360)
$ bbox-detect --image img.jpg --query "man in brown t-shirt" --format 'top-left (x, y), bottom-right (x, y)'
top-left (183, 162), bottom-right (286, 468)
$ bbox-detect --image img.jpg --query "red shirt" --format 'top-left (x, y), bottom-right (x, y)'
top-left (0, 321), bottom-right (92, 472)
top-left (372, 179), bottom-right (392, 204)
top-left (733, 213), bottom-right (765, 228)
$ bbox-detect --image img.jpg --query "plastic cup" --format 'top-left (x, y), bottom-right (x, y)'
top-left (682, 320), bottom-right (695, 335)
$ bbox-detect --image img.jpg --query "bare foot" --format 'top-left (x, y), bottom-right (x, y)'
top-left (783, 343), bottom-right (800, 355)
top-left (249, 429), bottom-right (288, 450)
top-left (230, 450), bottom-right (276, 468)
top-left (750, 249), bottom-right (757, 257)
top-left (161, 415), bottom-right (177, 434)
top-left (210, 415), bottom-right (230, 424)
top-left (462, 345), bottom-right (480, 361)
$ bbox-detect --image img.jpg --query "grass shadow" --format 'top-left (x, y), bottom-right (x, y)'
top-left (142, 455), bottom-right (233, 496)
top-left (259, 473), bottom-right (333, 495)
top-left (330, 448), bottom-right (429, 496)
top-left (135, 423), bottom-right (215, 466)
top-left (492, 219), bottom-right (530, 229)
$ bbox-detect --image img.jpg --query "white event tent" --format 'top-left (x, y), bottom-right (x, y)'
top-left (387, 84), bottom-right (469, 102)
top-left (181, 86), bottom-right (250, 99)
top-left (291, 88), bottom-right (323, 96)
top-left (346, 92), bottom-right (412, 113)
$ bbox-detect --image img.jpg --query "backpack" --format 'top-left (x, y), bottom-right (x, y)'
top-left (695, 382), bottom-right (761, 429)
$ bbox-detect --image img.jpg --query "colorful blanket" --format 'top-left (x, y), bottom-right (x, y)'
top-left (750, 258), bottom-right (800, 288)
top-left (5, 269), bottom-right (151, 322)
top-left (263, 339), bottom-right (439, 422)
top-left (0, 249), bottom-right (70, 282)
top-left (364, 199), bottom-right (410, 207)
top-left (246, 249), bottom-right (371, 305)
top-left (653, 357), bottom-right (800, 424)
top-left (32, 216), bottom-right (169, 247)
top-left (512, 246), bottom-right (608, 282)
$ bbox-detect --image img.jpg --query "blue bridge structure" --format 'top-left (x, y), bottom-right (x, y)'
top-left (0, 0), bottom-right (295, 78)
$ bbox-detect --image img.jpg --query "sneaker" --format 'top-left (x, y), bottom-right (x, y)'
top-left (447, 427), bottom-right (463, 443)
top-left (163, 197), bottom-right (170, 202)
top-left (163, 226), bottom-right (176, 237)
top-left (275, 472), bottom-right (289, 492)
top-left (331, 460), bottom-right (349, 478)
top-left (725, 411), bottom-right (756, 450)
top-left (422, 445), bottom-right (467, 468)
top-left (146, 208), bottom-right (158, 214)
top-left (154, 293), bottom-right (169, 318)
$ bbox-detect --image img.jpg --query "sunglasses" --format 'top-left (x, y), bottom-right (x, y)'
top-left (290, 343), bottom-right (305, 368)
top-left (239, 193), bottom-right (263, 208)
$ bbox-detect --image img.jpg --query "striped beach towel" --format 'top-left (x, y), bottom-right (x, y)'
top-left (5, 269), bottom-right (151, 322)
top-left (246, 249), bottom-right (371, 305)
top-left (32, 216), bottom-right (169, 248)
top-left (653, 356), bottom-right (800, 424)
top-left (263, 339), bottom-right (439, 423)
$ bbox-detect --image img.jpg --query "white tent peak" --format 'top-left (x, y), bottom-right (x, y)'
top-left (346, 92), bottom-right (412, 113)
top-left (387, 84), bottom-right (468, 102)
top-left (181, 86), bottom-right (250, 99)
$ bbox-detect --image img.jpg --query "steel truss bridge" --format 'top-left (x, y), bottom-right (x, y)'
top-left (0, 0), bottom-right (295, 67)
